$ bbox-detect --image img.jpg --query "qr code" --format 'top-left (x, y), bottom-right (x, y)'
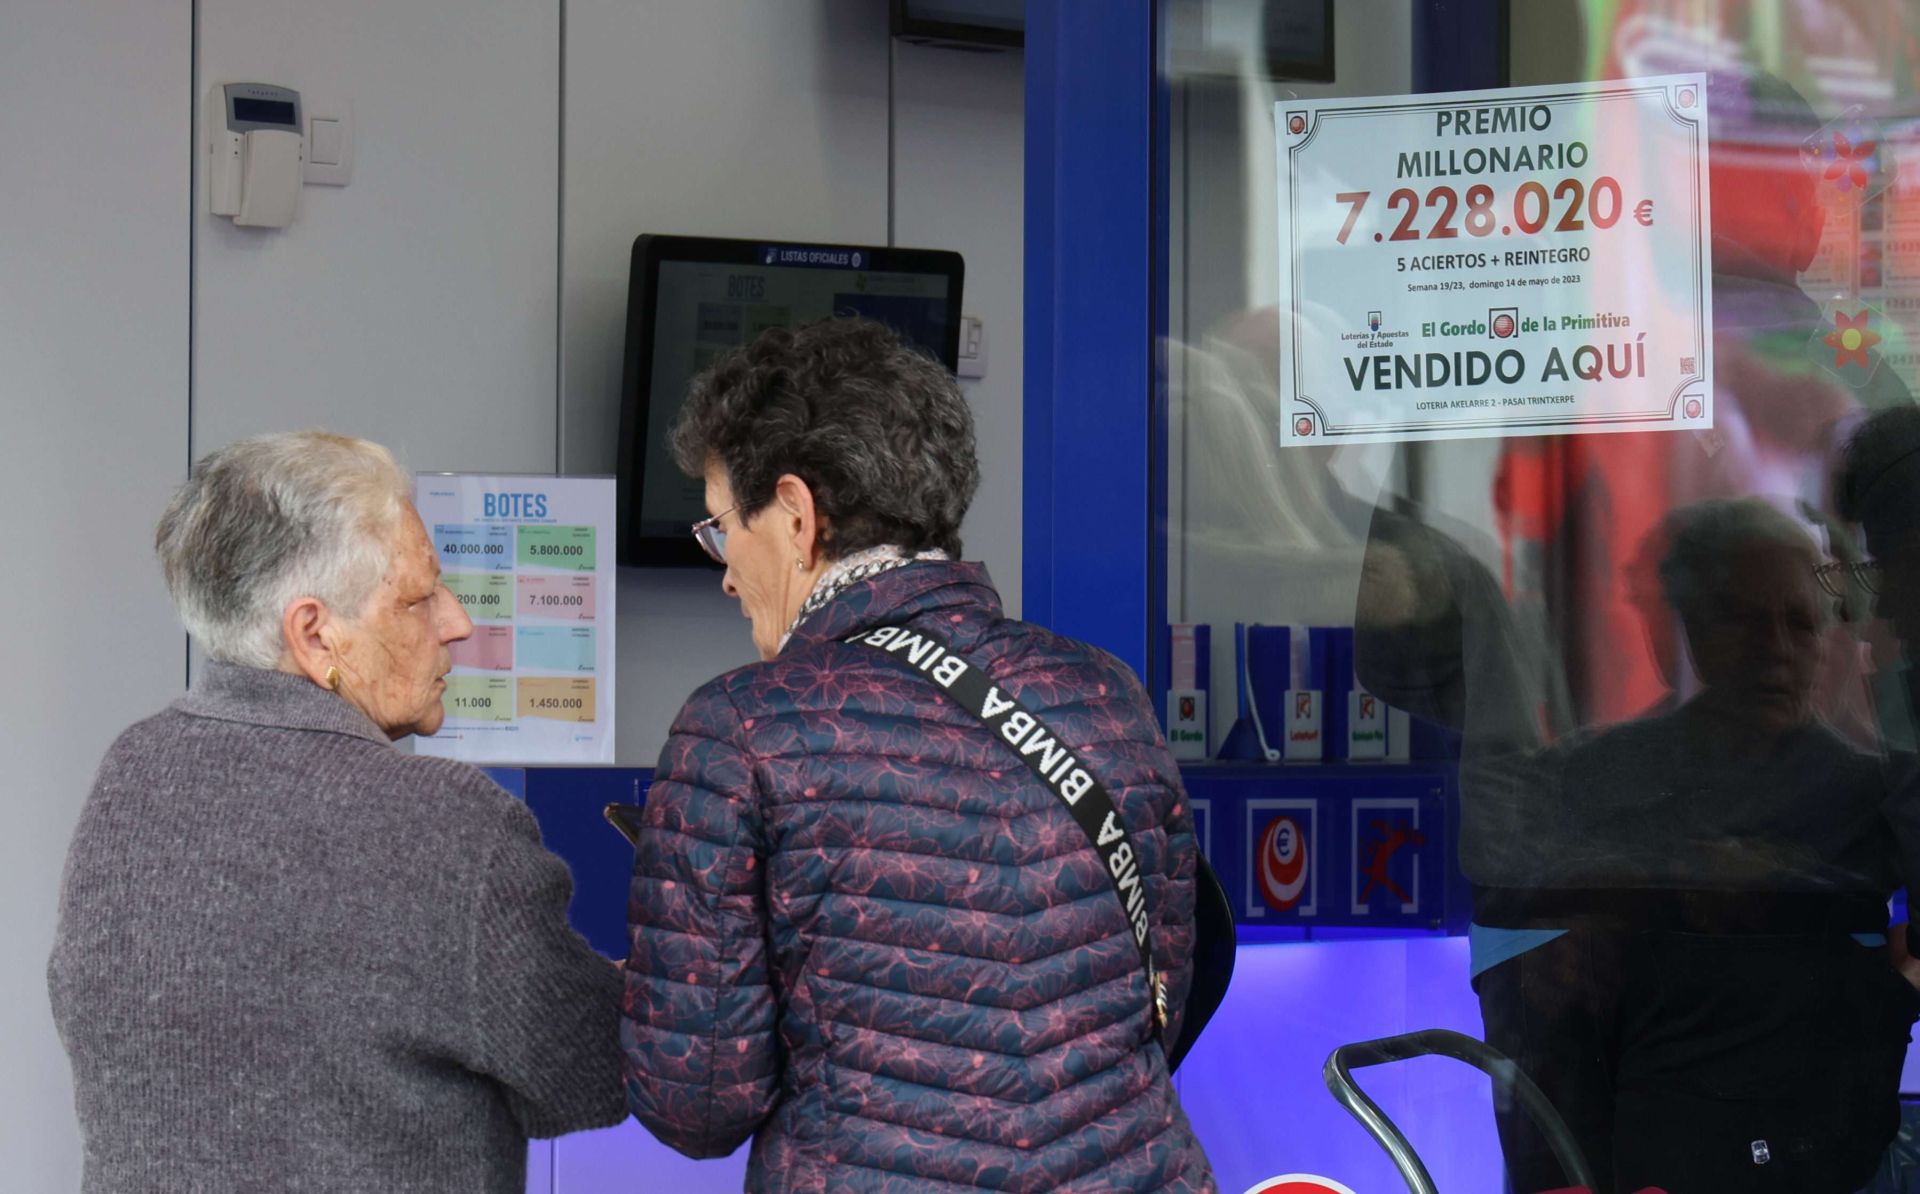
top-left (1680, 356), bottom-right (1696, 373)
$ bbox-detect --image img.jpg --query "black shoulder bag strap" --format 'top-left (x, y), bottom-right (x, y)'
top-left (844, 622), bottom-right (1168, 1046)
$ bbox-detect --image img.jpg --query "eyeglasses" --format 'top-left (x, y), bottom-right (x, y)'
top-left (1814, 560), bottom-right (1882, 598)
top-left (691, 505), bottom-right (737, 564)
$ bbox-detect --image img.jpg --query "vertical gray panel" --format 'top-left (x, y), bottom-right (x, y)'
top-left (0, 1), bottom-right (193, 1184)
top-left (892, 39), bottom-right (1027, 618)
top-left (564, 0), bottom-right (890, 762)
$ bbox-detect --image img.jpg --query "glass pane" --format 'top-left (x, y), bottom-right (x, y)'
top-left (1162, 2), bottom-right (1920, 1191)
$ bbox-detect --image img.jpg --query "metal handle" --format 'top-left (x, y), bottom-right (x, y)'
top-left (1324, 1028), bottom-right (1597, 1194)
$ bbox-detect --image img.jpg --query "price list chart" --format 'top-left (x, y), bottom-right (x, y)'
top-left (414, 475), bottom-right (616, 765)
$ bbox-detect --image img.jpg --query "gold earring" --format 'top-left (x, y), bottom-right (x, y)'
top-left (325, 665), bottom-right (342, 692)
top-left (795, 558), bottom-right (806, 572)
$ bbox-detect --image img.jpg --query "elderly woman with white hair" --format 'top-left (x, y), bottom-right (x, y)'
top-left (48, 431), bottom-right (624, 1194)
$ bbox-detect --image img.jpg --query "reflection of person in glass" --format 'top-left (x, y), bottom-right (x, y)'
top-left (1549, 500), bottom-right (1914, 1194)
top-left (1368, 494), bottom-right (1917, 1193)
top-left (1351, 66), bottom-right (1915, 1192)
top-left (1498, 68), bottom-right (1909, 735)
top-left (1841, 405), bottom-right (1920, 985)
top-left (1564, 501), bottom-right (1876, 883)
top-left (1840, 406), bottom-right (1920, 674)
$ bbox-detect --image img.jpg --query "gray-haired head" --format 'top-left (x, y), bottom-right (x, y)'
top-left (155, 431), bottom-right (413, 667)
top-left (1658, 497), bottom-right (1823, 626)
top-left (669, 317), bottom-right (978, 558)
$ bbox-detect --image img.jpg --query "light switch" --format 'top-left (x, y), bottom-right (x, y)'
top-left (309, 118), bottom-right (342, 166)
top-left (956, 315), bottom-right (986, 379)
top-left (303, 101), bottom-right (353, 186)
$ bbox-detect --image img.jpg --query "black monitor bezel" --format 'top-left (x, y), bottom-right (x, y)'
top-left (889, 0), bottom-right (1024, 50)
top-left (616, 234), bottom-right (966, 568)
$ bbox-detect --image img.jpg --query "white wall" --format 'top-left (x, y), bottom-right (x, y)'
top-left (194, 0), bottom-right (560, 475)
top-left (0, 3), bottom-right (193, 1186)
top-left (895, 38), bottom-right (1025, 624)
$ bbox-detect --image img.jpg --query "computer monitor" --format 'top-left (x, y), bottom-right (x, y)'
top-left (616, 234), bottom-right (965, 567)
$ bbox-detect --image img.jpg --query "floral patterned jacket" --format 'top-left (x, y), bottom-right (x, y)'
top-left (622, 560), bottom-right (1215, 1192)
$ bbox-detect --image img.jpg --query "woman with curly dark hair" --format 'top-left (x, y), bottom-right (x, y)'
top-left (620, 317), bottom-right (1217, 1192)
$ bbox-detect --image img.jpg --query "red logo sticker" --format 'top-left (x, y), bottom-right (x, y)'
top-left (1257, 816), bottom-right (1309, 913)
top-left (1243, 1176), bottom-right (1361, 1194)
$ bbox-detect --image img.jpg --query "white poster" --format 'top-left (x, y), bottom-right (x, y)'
top-left (1276, 74), bottom-right (1713, 446)
top-left (413, 474), bottom-right (616, 765)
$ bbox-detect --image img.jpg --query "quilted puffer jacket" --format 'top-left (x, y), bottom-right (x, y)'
top-left (622, 560), bottom-right (1215, 1192)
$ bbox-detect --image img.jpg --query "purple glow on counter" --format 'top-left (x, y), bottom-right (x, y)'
top-left (530, 936), bottom-right (1499, 1193)
top-left (1174, 936), bottom-right (1501, 1193)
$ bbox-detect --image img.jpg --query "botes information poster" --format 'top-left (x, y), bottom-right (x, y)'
top-left (414, 474), bottom-right (616, 765)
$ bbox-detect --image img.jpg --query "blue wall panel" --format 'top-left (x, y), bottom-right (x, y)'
top-left (1024, 0), bottom-right (1157, 674)
top-left (499, 767), bottom-right (651, 959)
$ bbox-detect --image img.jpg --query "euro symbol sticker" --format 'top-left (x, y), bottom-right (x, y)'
top-left (1634, 199), bottom-right (1655, 226)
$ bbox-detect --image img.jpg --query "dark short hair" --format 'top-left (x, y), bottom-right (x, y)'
top-left (670, 317), bottom-right (979, 558)
top-left (1838, 406), bottom-right (1920, 552)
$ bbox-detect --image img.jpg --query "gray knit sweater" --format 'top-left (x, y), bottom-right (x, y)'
top-left (48, 663), bottom-right (626, 1193)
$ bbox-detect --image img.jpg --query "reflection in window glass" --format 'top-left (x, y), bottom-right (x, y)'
top-left (1164, 3), bottom-right (1920, 1192)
